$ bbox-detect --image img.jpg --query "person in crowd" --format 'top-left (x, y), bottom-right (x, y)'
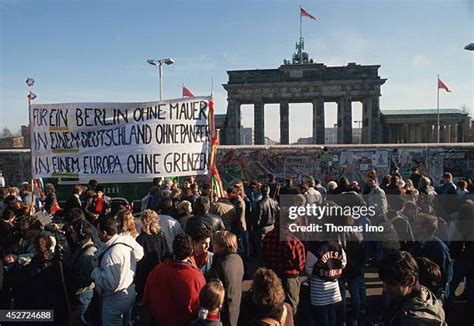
top-left (143, 233), bottom-right (206, 326)
top-left (418, 176), bottom-right (437, 204)
top-left (267, 174), bottom-right (280, 200)
top-left (65, 208), bottom-right (101, 246)
top-left (303, 177), bottom-right (322, 204)
top-left (378, 251), bottom-right (445, 325)
top-left (327, 181), bottom-right (339, 195)
top-left (156, 198), bottom-right (183, 253)
top-left (386, 195), bottom-right (415, 251)
top-left (90, 216), bottom-right (144, 326)
top-left (190, 229), bottom-right (214, 273)
top-left (254, 184), bottom-right (279, 261)
top-left (229, 184), bottom-right (249, 259)
top-left (380, 174), bottom-right (391, 192)
top-left (409, 213), bottom-right (452, 301)
top-left (385, 175), bottom-right (404, 196)
top-left (44, 183), bottom-right (59, 214)
top-left (65, 219), bottom-right (97, 325)
top-left (447, 200), bottom-right (474, 317)
top-left (0, 208), bottom-right (18, 257)
top-left (135, 209), bottom-right (169, 301)
top-left (305, 237), bottom-right (347, 326)
top-left (160, 196), bottom-right (179, 218)
top-left (239, 267), bottom-right (294, 326)
top-left (409, 166), bottom-right (423, 189)
top-left (315, 178), bottom-right (327, 200)
top-left (177, 200), bottom-right (194, 230)
top-left (366, 176), bottom-right (388, 219)
top-left (206, 231), bottom-right (244, 326)
top-left (115, 209), bottom-right (139, 239)
top-left (186, 196), bottom-right (225, 235)
top-left (65, 184), bottom-right (84, 214)
top-left (192, 280), bottom-right (225, 326)
top-left (93, 184), bottom-right (111, 217)
top-left (262, 214), bottom-right (305, 316)
top-left (141, 185), bottom-right (162, 212)
top-left (279, 178), bottom-right (299, 197)
top-left (416, 257), bottom-right (443, 299)
top-left (456, 180), bottom-right (470, 200)
top-left (210, 194), bottom-right (235, 231)
top-left (23, 234), bottom-right (69, 325)
top-left (436, 172), bottom-right (457, 195)
top-left (4, 215), bottom-right (52, 267)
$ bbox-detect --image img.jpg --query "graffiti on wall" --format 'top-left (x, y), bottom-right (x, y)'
top-left (216, 146), bottom-right (473, 187)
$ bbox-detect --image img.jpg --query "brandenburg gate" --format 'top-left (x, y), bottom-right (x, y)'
top-left (222, 44), bottom-right (386, 145)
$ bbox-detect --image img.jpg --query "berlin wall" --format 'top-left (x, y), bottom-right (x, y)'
top-left (215, 144), bottom-right (474, 187)
top-left (1, 144), bottom-right (473, 190)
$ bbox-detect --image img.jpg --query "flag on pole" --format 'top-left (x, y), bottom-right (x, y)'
top-left (438, 77), bottom-right (451, 92)
top-left (182, 86), bottom-right (195, 97)
top-left (27, 92), bottom-right (37, 100)
top-left (300, 7), bottom-right (316, 20)
top-left (25, 78), bottom-right (35, 87)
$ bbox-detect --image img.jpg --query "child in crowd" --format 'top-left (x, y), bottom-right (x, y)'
top-left (192, 280), bottom-right (225, 326)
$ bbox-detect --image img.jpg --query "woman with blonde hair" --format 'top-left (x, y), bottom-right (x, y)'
top-left (239, 267), bottom-right (294, 326)
top-left (207, 231), bottom-right (244, 326)
top-left (115, 209), bottom-right (139, 238)
top-left (135, 209), bottom-right (169, 301)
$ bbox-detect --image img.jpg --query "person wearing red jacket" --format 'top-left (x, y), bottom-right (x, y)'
top-left (143, 233), bottom-right (206, 326)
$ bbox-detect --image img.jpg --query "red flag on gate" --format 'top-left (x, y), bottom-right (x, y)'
top-left (182, 86), bottom-right (195, 97)
top-left (438, 77), bottom-right (451, 92)
top-left (300, 7), bottom-right (316, 20)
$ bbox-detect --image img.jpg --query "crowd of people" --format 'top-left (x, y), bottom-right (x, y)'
top-left (0, 168), bottom-right (473, 326)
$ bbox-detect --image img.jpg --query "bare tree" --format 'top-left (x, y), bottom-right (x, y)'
top-left (1, 127), bottom-right (13, 138)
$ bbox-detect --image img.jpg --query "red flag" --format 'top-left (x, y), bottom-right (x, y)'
top-left (438, 77), bottom-right (451, 92)
top-left (182, 86), bottom-right (195, 97)
top-left (300, 7), bottom-right (316, 20)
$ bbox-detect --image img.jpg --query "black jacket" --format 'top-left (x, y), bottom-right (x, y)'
top-left (185, 213), bottom-right (226, 235)
top-left (255, 196), bottom-right (279, 228)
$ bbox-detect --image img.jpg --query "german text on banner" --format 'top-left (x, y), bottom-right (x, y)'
top-left (30, 97), bottom-right (211, 182)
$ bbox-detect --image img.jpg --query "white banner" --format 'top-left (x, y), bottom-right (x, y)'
top-left (30, 97), bottom-right (211, 182)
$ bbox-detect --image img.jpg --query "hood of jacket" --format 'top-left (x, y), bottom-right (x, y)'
top-left (386, 286), bottom-right (445, 325)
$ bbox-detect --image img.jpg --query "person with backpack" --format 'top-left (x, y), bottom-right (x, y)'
top-left (305, 238), bottom-right (347, 326)
top-left (90, 216), bottom-right (144, 326)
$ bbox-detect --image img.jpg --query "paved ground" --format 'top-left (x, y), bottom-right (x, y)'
top-left (243, 267), bottom-right (471, 326)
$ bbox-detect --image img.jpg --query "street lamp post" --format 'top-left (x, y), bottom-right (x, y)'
top-left (147, 58), bottom-right (175, 100)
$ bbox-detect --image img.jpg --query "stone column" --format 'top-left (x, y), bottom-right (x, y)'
top-left (457, 122), bottom-right (464, 142)
top-left (312, 98), bottom-right (325, 144)
top-left (424, 125), bottom-right (431, 143)
top-left (371, 97), bottom-right (381, 143)
top-left (444, 124), bottom-right (451, 143)
top-left (386, 124), bottom-right (392, 143)
top-left (280, 100), bottom-right (289, 145)
top-left (451, 123), bottom-right (457, 142)
top-left (225, 98), bottom-right (241, 144)
top-left (421, 124), bottom-right (428, 143)
top-left (362, 97), bottom-right (381, 143)
top-left (402, 125), bottom-right (409, 143)
top-left (337, 97), bottom-right (352, 144)
top-left (254, 101), bottom-right (265, 145)
top-left (361, 98), bottom-right (370, 143)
